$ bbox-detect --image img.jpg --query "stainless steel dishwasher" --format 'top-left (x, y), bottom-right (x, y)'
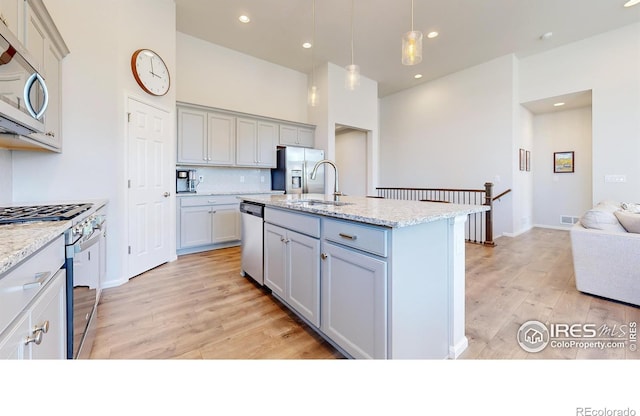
top-left (240, 201), bottom-right (265, 285)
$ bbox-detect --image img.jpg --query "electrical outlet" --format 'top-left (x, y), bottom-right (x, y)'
top-left (240, 176), bottom-right (245, 183)
top-left (260, 176), bottom-right (265, 183)
top-left (198, 175), bottom-right (204, 183)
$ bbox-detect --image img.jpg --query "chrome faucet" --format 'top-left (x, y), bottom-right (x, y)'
top-left (310, 159), bottom-right (342, 198)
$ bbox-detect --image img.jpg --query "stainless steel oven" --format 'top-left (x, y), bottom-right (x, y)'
top-left (64, 206), bottom-right (106, 359)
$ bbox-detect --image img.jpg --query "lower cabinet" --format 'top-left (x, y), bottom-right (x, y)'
top-left (0, 268), bottom-right (66, 359)
top-left (264, 223), bottom-right (320, 327)
top-left (320, 241), bottom-right (388, 359)
top-left (178, 196), bottom-right (241, 254)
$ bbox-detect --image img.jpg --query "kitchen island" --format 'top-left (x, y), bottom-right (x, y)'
top-left (239, 193), bottom-right (489, 359)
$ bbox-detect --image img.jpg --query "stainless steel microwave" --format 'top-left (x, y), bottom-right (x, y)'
top-left (0, 22), bottom-right (48, 138)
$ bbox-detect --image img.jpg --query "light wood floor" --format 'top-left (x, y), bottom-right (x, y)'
top-left (90, 228), bottom-right (639, 359)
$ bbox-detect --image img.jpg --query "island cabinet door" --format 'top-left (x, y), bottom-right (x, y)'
top-left (320, 242), bottom-right (388, 359)
top-left (264, 223), bottom-right (287, 299)
top-left (287, 231), bottom-right (320, 328)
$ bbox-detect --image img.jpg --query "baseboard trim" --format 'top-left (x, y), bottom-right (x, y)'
top-left (532, 224), bottom-right (571, 231)
top-left (449, 336), bottom-right (469, 359)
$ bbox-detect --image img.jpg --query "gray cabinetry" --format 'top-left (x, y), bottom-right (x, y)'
top-left (236, 118), bottom-right (277, 168)
top-left (320, 218), bottom-right (388, 359)
top-left (0, 235), bottom-right (66, 359)
top-left (177, 195), bottom-right (241, 254)
top-left (264, 208), bottom-right (320, 327)
top-left (177, 105), bottom-right (236, 166)
top-left (279, 124), bottom-right (314, 147)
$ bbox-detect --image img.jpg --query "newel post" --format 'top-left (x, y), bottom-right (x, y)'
top-left (484, 182), bottom-right (495, 246)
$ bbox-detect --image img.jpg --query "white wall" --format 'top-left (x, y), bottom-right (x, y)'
top-left (0, 150), bottom-right (11, 204)
top-left (513, 106), bottom-right (534, 234)
top-left (176, 31), bottom-right (310, 194)
top-left (309, 62), bottom-right (379, 195)
top-left (176, 32), bottom-right (308, 124)
top-left (532, 107), bottom-right (593, 228)
top-left (520, 23), bottom-right (640, 205)
top-left (11, 0), bottom-right (177, 288)
top-left (379, 55), bottom-right (516, 237)
top-left (336, 129), bottom-right (367, 196)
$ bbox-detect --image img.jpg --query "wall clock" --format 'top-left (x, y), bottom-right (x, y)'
top-left (131, 48), bottom-right (170, 96)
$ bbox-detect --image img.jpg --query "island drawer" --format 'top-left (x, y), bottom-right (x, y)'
top-left (0, 235), bottom-right (64, 337)
top-left (265, 207), bottom-right (320, 238)
top-left (323, 219), bottom-right (388, 257)
top-left (180, 195), bottom-right (239, 207)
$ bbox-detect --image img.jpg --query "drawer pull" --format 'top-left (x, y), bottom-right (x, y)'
top-left (338, 233), bottom-right (358, 241)
top-left (25, 330), bottom-right (43, 346)
top-left (34, 321), bottom-right (50, 334)
top-left (22, 271), bottom-right (51, 291)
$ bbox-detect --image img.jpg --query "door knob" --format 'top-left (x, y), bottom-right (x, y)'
top-left (163, 192), bottom-right (170, 197)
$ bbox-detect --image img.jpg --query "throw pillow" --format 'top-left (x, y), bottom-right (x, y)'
top-left (614, 210), bottom-right (640, 233)
top-left (621, 202), bottom-right (640, 213)
top-left (580, 207), bottom-right (627, 232)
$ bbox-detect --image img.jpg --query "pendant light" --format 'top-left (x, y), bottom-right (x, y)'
top-left (308, 0), bottom-right (319, 107)
top-left (402, 0), bottom-right (423, 65)
top-left (345, 0), bottom-right (360, 90)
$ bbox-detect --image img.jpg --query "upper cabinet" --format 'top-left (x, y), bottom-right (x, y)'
top-left (177, 102), bottom-right (315, 167)
top-left (279, 124), bottom-right (314, 148)
top-left (0, 0), bottom-right (69, 152)
top-left (177, 105), bottom-right (235, 166)
top-left (0, 0), bottom-right (24, 39)
top-left (236, 117), bottom-right (277, 168)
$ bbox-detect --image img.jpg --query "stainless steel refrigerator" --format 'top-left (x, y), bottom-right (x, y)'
top-left (271, 146), bottom-right (325, 194)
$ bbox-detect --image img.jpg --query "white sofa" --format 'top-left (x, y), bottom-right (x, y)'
top-left (570, 201), bottom-right (640, 306)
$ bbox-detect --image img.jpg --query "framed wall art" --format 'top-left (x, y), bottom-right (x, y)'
top-left (554, 151), bottom-right (574, 173)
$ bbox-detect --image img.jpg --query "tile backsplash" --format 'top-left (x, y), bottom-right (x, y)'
top-left (177, 166), bottom-right (272, 194)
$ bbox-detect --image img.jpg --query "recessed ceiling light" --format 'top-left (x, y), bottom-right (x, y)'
top-left (302, 42), bottom-right (312, 49)
top-left (540, 32), bottom-right (553, 40)
top-left (427, 31), bottom-right (439, 39)
top-left (414, 74), bottom-right (423, 79)
top-left (553, 102), bottom-right (565, 107)
top-left (238, 15), bottom-right (251, 23)
top-left (624, 0), bottom-right (640, 7)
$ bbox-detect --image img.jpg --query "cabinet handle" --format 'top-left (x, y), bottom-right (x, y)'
top-left (22, 271), bottom-right (51, 290)
top-left (321, 253), bottom-right (328, 260)
top-left (25, 330), bottom-right (43, 346)
top-left (280, 237), bottom-right (290, 244)
top-left (338, 233), bottom-right (358, 241)
top-left (207, 200), bottom-right (217, 203)
top-left (34, 320), bottom-right (50, 334)
top-left (163, 192), bottom-right (171, 198)
top-left (45, 131), bottom-right (55, 137)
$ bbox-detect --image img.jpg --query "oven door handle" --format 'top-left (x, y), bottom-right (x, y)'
top-left (75, 232), bottom-right (102, 253)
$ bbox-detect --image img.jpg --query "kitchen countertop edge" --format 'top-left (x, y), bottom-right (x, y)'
top-left (239, 194), bottom-right (489, 228)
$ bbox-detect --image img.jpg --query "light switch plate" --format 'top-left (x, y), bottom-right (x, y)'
top-left (604, 175), bottom-right (626, 183)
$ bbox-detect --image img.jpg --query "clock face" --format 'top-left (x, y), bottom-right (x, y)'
top-left (131, 49), bottom-right (170, 96)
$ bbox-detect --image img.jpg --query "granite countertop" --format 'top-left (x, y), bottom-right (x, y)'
top-left (0, 220), bottom-right (70, 276)
top-left (239, 194), bottom-right (489, 228)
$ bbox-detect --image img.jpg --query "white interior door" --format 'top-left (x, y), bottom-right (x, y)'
top-left (127, 98), bottom-right (172, 278)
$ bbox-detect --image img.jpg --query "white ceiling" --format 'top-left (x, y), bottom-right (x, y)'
top-left (175, 0), bottom-right (640, 97)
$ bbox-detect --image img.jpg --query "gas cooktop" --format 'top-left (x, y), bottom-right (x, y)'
top-left (0, 203), bottom-right (93, 225)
